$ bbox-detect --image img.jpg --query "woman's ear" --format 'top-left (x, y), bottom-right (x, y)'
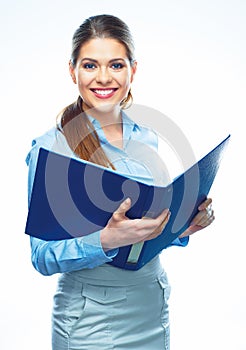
top-left (130, 61), bottom-right (137, 83)
top-left (69, 60), bottom-right (77, 84)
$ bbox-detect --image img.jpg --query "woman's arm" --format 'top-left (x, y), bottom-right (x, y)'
top-left (26, 139), bottom-right (118, 276)
top-left (30, 233), bottom-right (118, 276)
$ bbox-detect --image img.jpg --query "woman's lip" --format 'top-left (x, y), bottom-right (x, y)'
top-left (90, 88), bottom-right (118, 99)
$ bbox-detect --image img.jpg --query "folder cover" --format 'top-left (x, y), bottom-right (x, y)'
top-left (25, 135), bottom-right (230, 270)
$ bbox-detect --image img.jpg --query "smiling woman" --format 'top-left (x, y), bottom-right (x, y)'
top-left (25, 13), bottom-right (215, 350)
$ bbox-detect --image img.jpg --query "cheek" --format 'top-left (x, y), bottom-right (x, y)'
top-left (117, 73), bottom-right (131, 87)
top-left (77, 72), bottom-right (94, 88)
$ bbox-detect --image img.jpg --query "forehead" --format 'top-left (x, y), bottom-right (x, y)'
top-left (78, 38), bottom-right (128, 60)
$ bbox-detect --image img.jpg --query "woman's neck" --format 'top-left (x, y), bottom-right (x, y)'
top-left (83, 101), bottom-right (124, 149)
top-left (102, 122), bottom-right (123, 149)
top-left (82, 102), bottom-right (122, 126)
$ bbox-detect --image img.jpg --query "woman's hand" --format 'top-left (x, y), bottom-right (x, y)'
top-left (179, 198), bottom-right (215, 238)
top-left (100, 198), bottom-right (171, 251)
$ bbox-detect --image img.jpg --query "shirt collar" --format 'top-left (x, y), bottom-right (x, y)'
top-left (86, 111), bottom-right (140, 149)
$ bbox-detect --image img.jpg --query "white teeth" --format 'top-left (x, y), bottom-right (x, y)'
top-left (94, 89), bottom-right (114, 96)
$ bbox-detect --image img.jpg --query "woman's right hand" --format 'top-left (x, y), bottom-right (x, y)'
top-left (100, 198), bottom-right (171, 251)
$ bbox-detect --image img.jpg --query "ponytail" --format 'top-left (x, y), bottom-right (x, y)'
top-left (57, 96), bottom-right (115, 169)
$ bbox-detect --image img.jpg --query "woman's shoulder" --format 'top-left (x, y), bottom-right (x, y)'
top-left (26, 126), bottom-right (73, 166)
top-left (31, 126), bottom-right (62, 148)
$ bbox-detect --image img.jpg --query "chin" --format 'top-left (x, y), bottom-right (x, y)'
top-left (89, 102), bottom-right (120, 114)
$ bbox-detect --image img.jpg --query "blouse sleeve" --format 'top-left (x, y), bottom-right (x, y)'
top-left (26, 138), bottom-right (118, 276)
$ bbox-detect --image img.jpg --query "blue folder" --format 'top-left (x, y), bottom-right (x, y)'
top-left (25, 135), bottom-right (230, 270)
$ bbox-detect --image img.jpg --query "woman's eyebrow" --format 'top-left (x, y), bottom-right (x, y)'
top-left (109, 58), bottom-right (126, 62)
top-left (80, 58), bottom-right (98, 63)
top-left (80, 57), bottom-right (126, 63)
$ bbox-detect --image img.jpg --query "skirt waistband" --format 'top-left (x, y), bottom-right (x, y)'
top-left (62, 256), bottom-right (166, 287)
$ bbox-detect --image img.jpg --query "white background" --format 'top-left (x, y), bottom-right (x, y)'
top-left (0, 0), bottom-right (245, 349)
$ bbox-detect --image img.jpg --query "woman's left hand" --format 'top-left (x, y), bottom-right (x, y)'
top-left (179, 198), bottom-right (215, 238)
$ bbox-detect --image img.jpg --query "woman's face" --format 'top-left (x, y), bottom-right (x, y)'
top-left (69, 38), bottom-right (137, 115)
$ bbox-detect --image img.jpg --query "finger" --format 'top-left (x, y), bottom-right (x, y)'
top-left (145, 212), bottom-right (171, 240)
top-left (154, 210), bottom-right (171, 234)
top-left (190, 210), bottom-right (206, 226)
top-left (144, 230), bottom-right (163, 241)
top-left (191, 209), bottom-right (215, 227)
top-left (199, 210), bottom-right (215, 227)
top-left (198, 197), bottom-right (212, 211)
top-left (112, 197), bottom-right (132, 221)
top-left (141, 209), bottom-right (170, 237)
top-left (142, 209), bottom-right (170, 230)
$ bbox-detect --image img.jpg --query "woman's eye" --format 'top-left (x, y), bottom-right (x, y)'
top-left (83, 63), bottom-right (96, 69)
top-left (111, 62), bottom-right (124, 70)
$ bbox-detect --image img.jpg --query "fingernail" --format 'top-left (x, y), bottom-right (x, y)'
top-left (125, 197), bottom-right (131, 204)
top-left (164, 209), bottom-right (171, 216)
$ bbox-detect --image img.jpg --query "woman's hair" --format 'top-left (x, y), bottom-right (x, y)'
top-left (57, 14), bottom-right (136, 168)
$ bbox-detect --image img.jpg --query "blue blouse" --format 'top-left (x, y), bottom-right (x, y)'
top-left (26, 112), bottom-right (188, 276)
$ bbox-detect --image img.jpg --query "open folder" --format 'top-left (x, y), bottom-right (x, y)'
top-left (25, 135), bottom-right (230, 270)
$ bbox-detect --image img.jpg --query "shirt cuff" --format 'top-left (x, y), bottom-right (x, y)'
top-left (82, 231), bottom-right (119, 263)
top-left (170, 236), bottom-right (189, 247)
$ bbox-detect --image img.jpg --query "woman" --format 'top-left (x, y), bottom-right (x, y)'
top-left (26, 14), bottom-right (215, 350)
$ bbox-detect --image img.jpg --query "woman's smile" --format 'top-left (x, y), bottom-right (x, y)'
top-left (90, 88), bottom-right (118, 99)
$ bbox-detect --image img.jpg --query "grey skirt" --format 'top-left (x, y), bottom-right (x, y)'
top-left (52, 256), bottom-right (171, 350)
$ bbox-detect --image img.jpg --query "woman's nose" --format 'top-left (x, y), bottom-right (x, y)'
top-left (95, 67), bottom-right (112, 84)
